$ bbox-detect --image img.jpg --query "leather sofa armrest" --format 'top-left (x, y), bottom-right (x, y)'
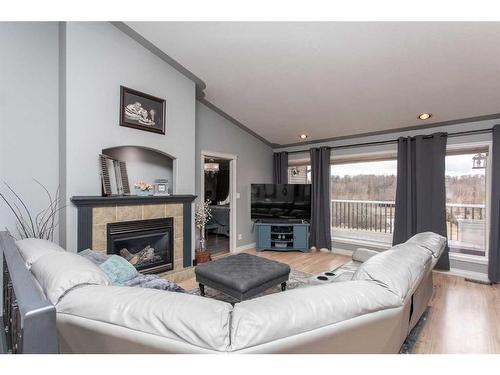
top-left (352, 248), bottom-right (380, 263)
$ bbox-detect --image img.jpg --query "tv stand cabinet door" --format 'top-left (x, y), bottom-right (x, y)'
top-left (293, 225), bottom-right (309, 251)
top-left (256, 224), bottom-right (271, 251)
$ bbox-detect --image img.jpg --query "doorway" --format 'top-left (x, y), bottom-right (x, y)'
top-left (200, 151), bottom-right (237, 256)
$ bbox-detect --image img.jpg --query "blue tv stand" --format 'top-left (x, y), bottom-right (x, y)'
top-left (255, 222), bottom-right (310, 252)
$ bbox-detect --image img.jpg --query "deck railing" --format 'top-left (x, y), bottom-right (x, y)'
top-left (330, 199), bottom-right (485, 241)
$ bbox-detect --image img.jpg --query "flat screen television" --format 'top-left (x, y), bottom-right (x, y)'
top-left (251, 184), bottom-right (311, 221)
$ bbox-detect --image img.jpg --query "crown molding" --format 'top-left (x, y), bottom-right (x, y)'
top-left (110, 22), bottom-right (207, 91)
top-left (275, 113), bottom-right (500, 150)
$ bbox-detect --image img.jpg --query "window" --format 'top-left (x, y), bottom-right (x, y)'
top-left (289, 148), bottom-right (489, 255)
top-left (445, 150), bottom-right (488, 257)
top-left (330, 159), bottom-right (397, 245)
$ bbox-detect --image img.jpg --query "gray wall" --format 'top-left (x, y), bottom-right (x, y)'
top-left (0, 22), bottom-right (60, 241)
top-left (62, 22), bottom-right (196, 251)
top-left (196, 102), bottom-right (273, 248)
top-left (2, 22), bottom-right (271, 255)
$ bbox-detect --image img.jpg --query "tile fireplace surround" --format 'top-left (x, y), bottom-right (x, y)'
top-left (71, 195), bottom-right (196, 281)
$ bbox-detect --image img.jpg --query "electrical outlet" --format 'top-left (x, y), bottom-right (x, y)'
top-left (237, 234), bottom-right (242, 240)
top-left (236, 193), bottom-right (241, 199)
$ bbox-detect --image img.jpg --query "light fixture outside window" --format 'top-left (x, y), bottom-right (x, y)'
top-left (472, 153), bottom-right (487, 169)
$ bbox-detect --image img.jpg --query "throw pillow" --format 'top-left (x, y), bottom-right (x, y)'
top-left (16, 238), bottom-right (65, 268)
top-left (100, 255), bottom-right (139, 285)
top-left (31, 251), bottom-right (111, 305)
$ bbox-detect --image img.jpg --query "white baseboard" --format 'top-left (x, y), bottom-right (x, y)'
top-left (434, 268), bottom-right (491, 283)
top-left (234, 242), bottom-right (256, 253)
top-left (332, 237), bottom-right (391, 250)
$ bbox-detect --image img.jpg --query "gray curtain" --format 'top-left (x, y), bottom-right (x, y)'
top-left (393, 133), bottom-right (450, 270)
top-left (273, 152), bottom-right (288, 184)
top-left (310, 147), bottom-right (331, 250)
top-left (488, 125), bottom-right (500, 282)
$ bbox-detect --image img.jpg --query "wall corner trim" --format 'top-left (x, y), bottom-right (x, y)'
top-left (110, 22), bottom-right (207, 92)
top-left (58, 21), bottom-right (67, 248)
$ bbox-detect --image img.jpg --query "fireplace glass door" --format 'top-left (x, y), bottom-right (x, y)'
top-left (107, 218), bottom-right (173, 274)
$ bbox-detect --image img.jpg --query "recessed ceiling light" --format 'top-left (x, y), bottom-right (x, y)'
top-left (418, 113), bottom-right (432, 120)
top-left (299, 133), bottom-right (309, 140)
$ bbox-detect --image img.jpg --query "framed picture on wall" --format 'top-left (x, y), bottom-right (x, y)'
top-left (120, 86), bottom-right (166, 134)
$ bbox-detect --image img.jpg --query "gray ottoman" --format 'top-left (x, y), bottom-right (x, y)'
top-left (195, 253), bottom-right (291, 301)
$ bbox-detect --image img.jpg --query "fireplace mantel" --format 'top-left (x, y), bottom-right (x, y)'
top-left (71, 195), bottom-right (196, 207)
top-left (71, 195), bottom-right (196, 269)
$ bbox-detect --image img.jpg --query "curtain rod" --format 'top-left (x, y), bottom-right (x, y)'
top-left (284, 127), bottom-right (493, 155)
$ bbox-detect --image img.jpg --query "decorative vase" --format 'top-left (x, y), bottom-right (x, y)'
top-left (198, 238), bottom-right (206, 252)
top-left (135, 188), bottom-right (150, 196)
top-left (198, 228), bottom-right (206, 252)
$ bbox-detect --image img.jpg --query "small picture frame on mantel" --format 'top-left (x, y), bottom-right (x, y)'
top-left (154, 178), bottom-right (170, 196)
top-left (120, 86), bottom-right (166, 134)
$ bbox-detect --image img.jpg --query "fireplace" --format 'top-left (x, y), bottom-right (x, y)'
top-left (107, 218), bottom-right (173, 274)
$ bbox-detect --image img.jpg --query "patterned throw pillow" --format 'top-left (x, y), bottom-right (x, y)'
top-left (99, 255), bottom-right (139, 285)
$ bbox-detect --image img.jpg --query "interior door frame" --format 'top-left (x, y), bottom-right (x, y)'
top-left (200, 150), bottom-right (238, 254)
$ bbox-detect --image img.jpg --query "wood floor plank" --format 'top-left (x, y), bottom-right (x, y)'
top-left (412, 272), bottom-right (500, 354)
top-left (177, 248), bottom-right (500, 353)
top-left (205, 233), bottom-right (230, 256)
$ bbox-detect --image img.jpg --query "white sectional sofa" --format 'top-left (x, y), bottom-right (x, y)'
top-left (11, 232), bottom-right (446, 354)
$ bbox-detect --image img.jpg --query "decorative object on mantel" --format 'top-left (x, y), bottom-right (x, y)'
top-left (117, 160), bottom-right (131, 194)
top-left (195, 200), bottom-right (212, 253)
top-left (99, 154), bottom-right (130, 196)
top-left (120, 86), bottom-right (166, 134)
top-left (204, 159), bottom-right (220, 176)
top-left (153, 178), bottom-right (170, 196)
top-left (134, 181), bottom-right (153, 196)
top-left (0, 180), bottom-right (64, 241)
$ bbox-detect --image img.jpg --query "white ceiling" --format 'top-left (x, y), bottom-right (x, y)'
top-left (127, 22), bottom-right (500, 146)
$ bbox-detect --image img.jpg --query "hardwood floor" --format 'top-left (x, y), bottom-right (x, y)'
top-left (178, 249), bottom-right (500, 353)
top-left (412, 272), bottom-right (500, 354)
top-left (205, 233), bottom-right (229, 256)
